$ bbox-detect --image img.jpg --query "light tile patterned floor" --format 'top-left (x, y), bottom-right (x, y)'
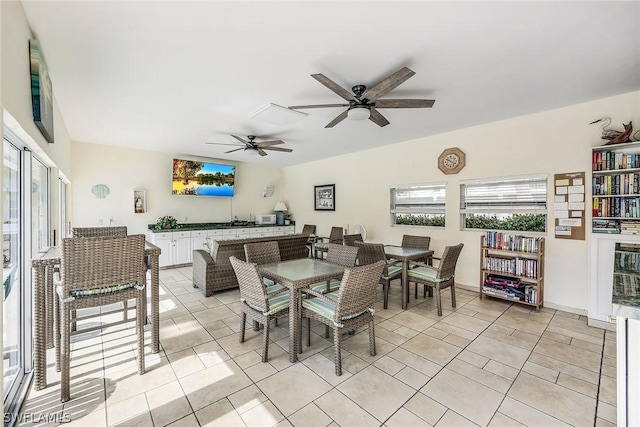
top-left (19, 266), bottom-right (617, 426)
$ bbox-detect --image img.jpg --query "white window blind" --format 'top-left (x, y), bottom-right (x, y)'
top-left (460, 175), bottom-right (547, 214)
top-left (390, 183), bottom-right (446, 226)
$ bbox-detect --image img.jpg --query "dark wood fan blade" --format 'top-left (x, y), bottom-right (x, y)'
top-left (325, 110), bottom-right (349, 128)
top-left (262, 146), bottom-right (293, 152)
top-left (257, 148), bottom-right (268, 156)
top-left (231, 135), bottom-right (251, 146)
top-left (289, 104), bottom-right (350, 109)
top-left (206, 142), bottom-right (245, 146)
top-left (312, 74), bottom-right (357, 102)
top-left (369, 108), bottom-right (390, 127)
top-left (361, 67), bottom-right (415, 102)
top-left (225, 147), bottom-right (245, 153)
top-left (374, 99), bottom-right (435, 108)
top-left (256, 140), bottom-right (284, 146)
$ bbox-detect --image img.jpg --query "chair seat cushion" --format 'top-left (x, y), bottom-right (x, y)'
top-left (242, 292), bottom-right (289, 316)
top-left (265, 281), bottom-right (285, 294)
top-left (309, 279), bottom-right (341, 294)
top-left (314, 242), bottom-right (329, 251)
top-left (302, 297), bottom-right (373, 327)
top-left (384, 265), bottom-right (403, 279)
top-left (56, 281), bottom-right (144, 303)
top-left (407, 266), bottom-right (451, 283)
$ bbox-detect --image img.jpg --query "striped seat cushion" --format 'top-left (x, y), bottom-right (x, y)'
top-left (309, 279), bottom-right (341, 294)
top-left (56, 281), bottom-right (144, 303)
top-left (265, 280), bottom-right (285, 294)
top-left (407, 266), bottom-right (451, 283)
top-left (302, 297), bottom-right (374, 327)
top-left (384, 265), bottom-right (403, 279)
top-left (241, 292), bottom-right (289, 316)
top-left (314, 242), bottom-right (329, 251)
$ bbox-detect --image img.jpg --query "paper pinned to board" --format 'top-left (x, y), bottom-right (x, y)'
top-left (556, 187), bottom-right (568, 195)
top-left (555, 179), bottom-right (570, 186)
top-left (559, 218), bottom-right (582, 227)
top-left (568, 193), bottom-right (584, 202)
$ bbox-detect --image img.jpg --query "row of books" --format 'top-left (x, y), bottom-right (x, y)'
top-left (621, 222), bottom-right (640, 235)
top-left (592, 219), bottom-right (621, 234)
top-left (613, 278), bottom-right (640, 297)
top-left (483, 232), bottom-right (542, 253)
top-left (592, 174), bottom-right (640, 196)
top-left (614, 252), bottom-right (640, 273)
top-left (593, 151), bottom-right (640, 172)
top-left (482, 286), bottom-right (539, 304)
top-left (592, 197), bottom-right (640, 218)
top-left (483, 257), bottom-right (539, 278)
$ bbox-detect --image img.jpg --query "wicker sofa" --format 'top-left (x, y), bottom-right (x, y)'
top-left (193, 233), bottom-right (309, 296)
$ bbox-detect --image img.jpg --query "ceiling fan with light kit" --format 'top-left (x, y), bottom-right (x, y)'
top-left (206, 135), bottom-right (293, 157)
top-left (289, 66), bottom-right (435, 128)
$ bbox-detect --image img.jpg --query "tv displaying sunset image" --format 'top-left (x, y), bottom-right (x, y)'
top-left (172, 159), bottom-right (236, 197)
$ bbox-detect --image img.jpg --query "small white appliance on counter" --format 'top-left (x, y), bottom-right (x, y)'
top-left (254, 214), bottom-right (277, 225)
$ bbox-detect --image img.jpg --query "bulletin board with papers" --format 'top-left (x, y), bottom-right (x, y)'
top-left (554, 171), bottom-right (585, 240)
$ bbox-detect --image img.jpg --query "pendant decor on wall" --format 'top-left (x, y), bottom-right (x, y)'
top-left (91, 184), bottom-right (110, 199)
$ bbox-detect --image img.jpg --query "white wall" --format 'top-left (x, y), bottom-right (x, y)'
top-left (71, 141), bottom-right (287, 235)
top-left (283, 91), bottom-right (640, 313)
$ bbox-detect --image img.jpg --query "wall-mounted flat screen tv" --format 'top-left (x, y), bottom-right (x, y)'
top-left (172, 159), bottom-right (236, 197)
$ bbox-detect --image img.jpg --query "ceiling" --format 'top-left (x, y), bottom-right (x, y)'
top-left (20, 1), bottom-right (640, 167)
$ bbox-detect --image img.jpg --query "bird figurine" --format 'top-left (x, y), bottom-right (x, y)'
top-left (590, 118), bottom-right (634, 145)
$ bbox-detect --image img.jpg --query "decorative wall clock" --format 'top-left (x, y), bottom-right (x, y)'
top-left (438, 148), bottom-right (466, 174)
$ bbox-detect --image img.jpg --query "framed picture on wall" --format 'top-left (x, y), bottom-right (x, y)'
top-left (314, 184), bottom-right (335, 211)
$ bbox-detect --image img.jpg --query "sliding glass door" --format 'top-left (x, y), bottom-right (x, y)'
top-left (3, 139), bottom-right (24, 405)
top-left (3, 134), bottom-right (50, 414)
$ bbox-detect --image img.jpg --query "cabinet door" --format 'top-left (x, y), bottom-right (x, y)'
top-left (155, 239), bottom-right (173, 267)
top-left (173, 237), bottom-right (192, 264)
top-left (192, 235), bottom-right (207, 252)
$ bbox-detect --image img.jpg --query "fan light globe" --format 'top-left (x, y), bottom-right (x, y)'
top-left (348, 106), bottom-right (370, 121)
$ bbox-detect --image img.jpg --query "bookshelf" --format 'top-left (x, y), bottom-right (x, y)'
top-left (479, 232), bottom-right (545, 310)
top-left (592, 141), bottom-right (640, 235)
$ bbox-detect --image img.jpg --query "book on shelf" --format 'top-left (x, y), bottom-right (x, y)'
top-left (620, 222), bottom-right (640, 235)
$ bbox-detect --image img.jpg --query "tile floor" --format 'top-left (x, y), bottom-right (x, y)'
top-left (19, 266), bottom-right (617, 426)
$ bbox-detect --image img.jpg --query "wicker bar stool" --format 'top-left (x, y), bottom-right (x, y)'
top-left (72, 226), bottom-right (128, 238)
top-left (55, 234), bottom-right (147, 402)
top-left (301, 260), bottom-right (385, 375)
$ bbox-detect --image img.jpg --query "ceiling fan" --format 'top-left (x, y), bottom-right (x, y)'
top-left (289, 66), bottom-right (435, 128)
top-left (206, 135), bottom-right (293, 157)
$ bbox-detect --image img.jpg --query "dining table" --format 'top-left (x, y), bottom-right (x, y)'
top-left (30, 241), bottom-right (161, 391)
top-left (383, 245), bottom-right (434, 310)
top-left (260, 258), bottom-right (345, 362)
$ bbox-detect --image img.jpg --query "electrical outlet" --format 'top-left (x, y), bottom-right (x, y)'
top-left (184, 216), bottom-right (188, 221)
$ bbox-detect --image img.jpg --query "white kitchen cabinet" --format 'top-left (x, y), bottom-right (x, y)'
top-left (147, 230), bottom-right (192, 267)
top-left (191, 230), bottom-right (208, 252)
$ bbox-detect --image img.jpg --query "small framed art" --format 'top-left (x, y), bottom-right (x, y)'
top-left (314, 184), bottom-right (335, 211)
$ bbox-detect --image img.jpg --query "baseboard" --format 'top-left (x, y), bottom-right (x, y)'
top-left (456, 283), bottom-right (591, 318)
top-left (587, 317), bottom-right (617, 331)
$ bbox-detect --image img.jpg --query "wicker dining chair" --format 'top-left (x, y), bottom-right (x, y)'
top-left (229, 256), bottom-right (290, 362)
top-left (407, 243), bottom-right (464, 316)
top-left (343, 233), bottom-right (364, 247)
top-left (301, 260), bottom-right (385, 375)
top-left (244, 241), bottom-right (284, 292)
top-left (354, 241), bottom-right (403, 309)
top-left (309, 243), bottom-right (359, 295)
top-left (301, 224), bottom-right (317, 257)
top-left (55, 234), bottom-right (147, 402)
top-left (72, 226), bottom-right (128, 238)
top-left (314, 227), bottom-right (344, 259)
top-left (400, 234), bottom-right (432, 298)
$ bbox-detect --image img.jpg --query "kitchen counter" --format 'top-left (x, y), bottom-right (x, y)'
top-left (147, 221), bottom-right (295, 233)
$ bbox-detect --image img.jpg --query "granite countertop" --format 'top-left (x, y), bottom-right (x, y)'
top-left (612, 283), bottom-right (640, 321)
top-left (147, 222), bottom-right (295, 233)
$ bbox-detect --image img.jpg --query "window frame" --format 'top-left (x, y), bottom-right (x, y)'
top-left (390, 182), bottom-right (447, 228)
top-left (460, 174), bottom-right (548, 232)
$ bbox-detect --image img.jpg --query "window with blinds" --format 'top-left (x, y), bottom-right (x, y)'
top-left (460, 175), bottom-right (547, 232)
top-left (390, 183), bottom-right (446, 227)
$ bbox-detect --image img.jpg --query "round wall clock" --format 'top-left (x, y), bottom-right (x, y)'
top-left (438, 147), bottom-right (466, 174)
